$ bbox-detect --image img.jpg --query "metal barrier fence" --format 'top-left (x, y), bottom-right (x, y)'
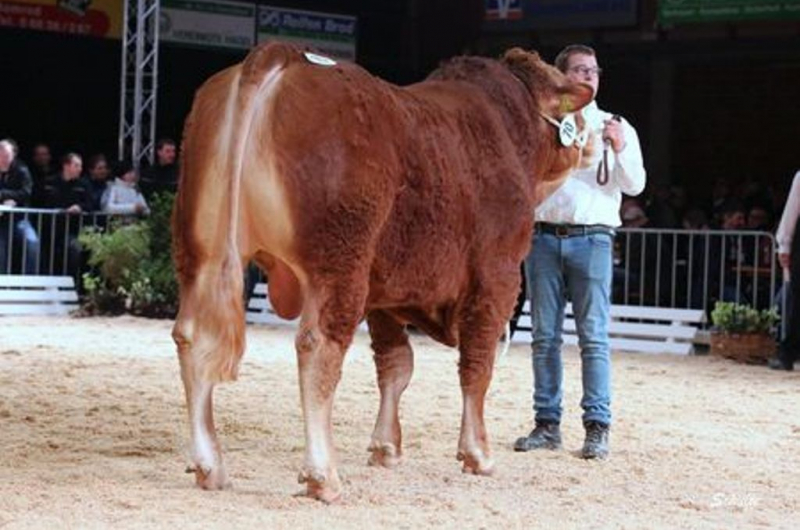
top-left (4, 208), bottom-right (788, 339)
top-left (614, 227), bottom-right (788, 339)
top-left (0, 206), bottom-right (115, 278)
top-left (614, 227), bottom-right (780, 310)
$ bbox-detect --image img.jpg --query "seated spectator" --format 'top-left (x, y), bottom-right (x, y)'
top-left (42, 153), bottom-right (91, 279)
top-left (681, 208), bottom-right (709, 230)
top-left (86, 154), bottom-right (111, 211)
top-left (0, 139), bottom-right (41, 274)
top-left (746, 204), bottom-right (773, 232)
top-left (140, 138), bottom-right (178, 200)
top-left (28, 142), bottom-right (55, 207)
top-left (101, 161), bottom-right (150, 216)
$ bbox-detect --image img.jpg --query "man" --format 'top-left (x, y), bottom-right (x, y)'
top-left (0, 139), bottom-right (41, 274)
top-left (140, 138), bottom-right (178, 200)
top-left (43, 153), bottom-right (92, 278)
top-left (85, 154), bottom-right (111, 211)
top-left (770, 170), bottom-right (800, 371)
top-left (514, 45), bottom-right (646, 459)
top-left (29, 142), bottom-right (55, 207)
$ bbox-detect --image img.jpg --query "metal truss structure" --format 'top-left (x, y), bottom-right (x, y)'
top-left (118, 0), bottom-right (160, 168)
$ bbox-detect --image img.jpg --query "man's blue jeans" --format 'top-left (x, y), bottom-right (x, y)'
top-left (0, 218), bottom-right (41, 274)
top-left (524, 230), bottom-right (613, 426)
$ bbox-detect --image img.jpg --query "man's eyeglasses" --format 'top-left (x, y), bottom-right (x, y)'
top-left (568, 66), bottom-right (603, 77)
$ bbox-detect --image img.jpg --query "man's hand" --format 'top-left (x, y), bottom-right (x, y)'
top-left (2, 199), bottom-right (16, 207)
top-left (778, 252), bottom-right (790, 271)
top-left (134, 203), bottom-right (146, 214)
top-left (603, 118), bottom-right (626, 153)
top-left (66, 204), bottom-right (82, 214)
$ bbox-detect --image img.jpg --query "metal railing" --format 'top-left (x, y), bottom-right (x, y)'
top-left (614, 227), bottom-right (787, 338)
top-left (0, 206), bottom-right (117, 278)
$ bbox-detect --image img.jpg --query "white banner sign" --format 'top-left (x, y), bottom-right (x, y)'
top-left (257, 5), bottom-right (357, 62)
top-left (160, 0), bottom-right (255, 50)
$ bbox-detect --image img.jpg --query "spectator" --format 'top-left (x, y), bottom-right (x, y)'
top-left (682, 207), bottom-right (709, 230)
top-left (42, 153), bottom-right (91, 279)
top-left (140, 138), bottom-right (178, 200)
top-left (770, 170), bottom-right (800, 371)
top-left (101, 161), bottom-right (150, 216)
top-left (646, 184), bottom-right (678, 228)
top-left (0, 139), bottom-right (41, 274)
top-left (29, 142), bottom-right (55, 207)
top-left (86, 154), bottom-right (111, 211)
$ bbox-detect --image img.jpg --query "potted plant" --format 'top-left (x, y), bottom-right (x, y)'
top-left (709, 301), bottom-right (779, 364)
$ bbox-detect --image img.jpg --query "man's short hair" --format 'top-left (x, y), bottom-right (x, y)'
top-left (720, 198), bottom-right (746, 217)
top-left (0, 139), bottom-right (14, 155)
top-left (156, 138), bottom-right (176, 151)
top-left (554, 44), bottom-right (596, 73)
top-left (61, 152), bottom-right (82, 166)
top-left (0, 138), bottom-right (19, 156)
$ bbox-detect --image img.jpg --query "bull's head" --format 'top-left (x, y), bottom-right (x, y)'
top-left (501, 48), bottom-right (595, 203)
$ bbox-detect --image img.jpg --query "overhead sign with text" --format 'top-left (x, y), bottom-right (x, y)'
top-left (0, 0), bottom-right (122, 39)
top-left (160, 0), bottom-right (255, 50)
top-left (484, 0), bottom-right (637, 30)
top-left (257, 5), bottom-right (357, 62)
top-left (659, 0), bottom-right (800, 23)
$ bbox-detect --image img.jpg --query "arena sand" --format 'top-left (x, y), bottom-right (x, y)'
top-left (0, 316), bottom-right (798, 529)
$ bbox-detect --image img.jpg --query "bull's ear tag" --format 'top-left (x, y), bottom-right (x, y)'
top-left (304, 52), bottom-right (337, 67)
top-left (558, 114), bottom-right (578, 147)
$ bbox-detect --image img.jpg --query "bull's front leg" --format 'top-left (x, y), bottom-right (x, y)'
top-left (456, 337), bottom-right (497, 476)
top-left (366, 311), bottom-right (414, 468)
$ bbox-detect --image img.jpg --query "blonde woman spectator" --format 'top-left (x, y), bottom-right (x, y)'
top-left (101, 161), bottom-right (150, 216)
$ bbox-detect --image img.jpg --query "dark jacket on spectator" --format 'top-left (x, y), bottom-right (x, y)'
top-left (0, 159), bottom-right (34, 206)
top-left (88, 179), bottom-right (109, 212)
top-left (43, 174), bottom-right (94, 212)
top-left (140, 163), bottom-right (178, 200)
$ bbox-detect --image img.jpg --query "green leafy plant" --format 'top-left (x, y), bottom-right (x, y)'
top-left (710, 301), bottom-right (779, 335)
top-left (78, 192), bottom-right (177, 317)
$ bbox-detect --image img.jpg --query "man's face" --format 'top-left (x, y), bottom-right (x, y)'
top-left (564, 53), bottom-right (600, 98)
top-left (33, 146), bottom-right (51, 168)
top-left (157, 144), bottom-right (177, 166)
top-left (0, 146), bottom-right (13, 171)
top-left (722, 211), bottom-right (746, 230)
top-left (89, 160), bottom-right (110, 181)
top-left (63, 158), bottom-right (83, 180)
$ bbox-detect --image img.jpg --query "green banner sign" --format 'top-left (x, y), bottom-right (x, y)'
top-left (659, 0), bottom-right (800, 23)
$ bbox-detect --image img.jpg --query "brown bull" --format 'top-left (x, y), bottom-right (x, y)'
top-left (172, 41), bottom-right (593, 501)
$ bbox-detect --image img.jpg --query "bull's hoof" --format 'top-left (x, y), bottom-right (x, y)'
top-left (187, 463), bottom-right (231, 490)
top-left (456, 450), bottom-right (495, 476)
top-left (367, 440), bottom-right (402, 468)
top-left (297, 467), bottom-right (342, 503)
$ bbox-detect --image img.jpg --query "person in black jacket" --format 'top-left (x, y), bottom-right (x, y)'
top-left (140, 138), bottom-right (178, 200)
top-left (0, 139), bottom-right (41, 274)
top-left (42, 152), bottom-right (92, 278)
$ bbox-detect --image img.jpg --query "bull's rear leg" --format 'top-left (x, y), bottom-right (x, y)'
top-left (176, 346), bottom-right (230, 490)
top-left (366, 310), bottom-right (414, 468)
top-left (295, 286), bottom-right (366, 503)
top-left (457, 319), bottom-right (503, 476)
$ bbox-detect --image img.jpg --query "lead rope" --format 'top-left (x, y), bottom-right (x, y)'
top-left (596, 114), bottom-right (621, 186)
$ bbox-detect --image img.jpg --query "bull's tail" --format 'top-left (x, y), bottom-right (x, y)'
top-left (173, 43), bottom-right (295, 382)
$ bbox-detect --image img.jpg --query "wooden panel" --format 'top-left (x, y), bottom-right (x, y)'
top-left (0, 290), bottom-right (79, 302)
top-left (0, 275), bottom-right (75, 288)
top-left (0, 304), bottom-right (73, 316)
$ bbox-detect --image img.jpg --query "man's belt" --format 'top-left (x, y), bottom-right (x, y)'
top-left (534, 222), bottom-right (615, 238)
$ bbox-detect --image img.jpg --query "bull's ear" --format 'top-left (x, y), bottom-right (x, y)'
top-left (550, 82), bottom-right (594, 115)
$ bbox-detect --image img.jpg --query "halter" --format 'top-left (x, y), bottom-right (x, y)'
top-left (538, 111), bottom-right (589, 149)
